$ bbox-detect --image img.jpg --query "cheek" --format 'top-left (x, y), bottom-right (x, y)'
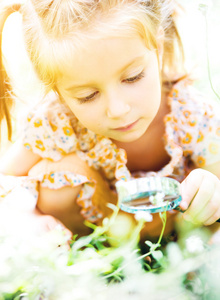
top-left (66, 102), bottom-right (104, 130)
top-left (138, 79), bottom-right (161, 116)
top-left (140, 76), bottom-right (161, 101)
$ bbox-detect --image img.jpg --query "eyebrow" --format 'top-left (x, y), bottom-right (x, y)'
top-left (118, 54), bottom-right (146, 74)
top-left (66, 54), bottom-right (146, 91)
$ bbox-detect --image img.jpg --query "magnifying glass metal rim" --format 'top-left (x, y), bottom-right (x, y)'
top-left (119, 196), bottom-right (182, 214)
top-left (116, 176), bottom-right (182, 214)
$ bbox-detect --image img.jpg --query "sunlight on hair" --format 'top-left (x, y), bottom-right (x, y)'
top-left (2, 12), bottom-right (45, 105)
top-left (1, 0), bottom-right (219, 153)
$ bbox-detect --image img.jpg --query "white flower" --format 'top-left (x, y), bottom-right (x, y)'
top-left (134, 211), bottom-right (153, 222)
top-left (186, 235), bottom-right (204, 254)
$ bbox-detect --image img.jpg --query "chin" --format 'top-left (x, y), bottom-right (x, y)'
top-left (113, 130), bottom-right (147, 143)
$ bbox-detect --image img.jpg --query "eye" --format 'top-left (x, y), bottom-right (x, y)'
top-left (123, 71), bottom-right (145, 84)
top-left (77, 91), bottom-right (99, 104)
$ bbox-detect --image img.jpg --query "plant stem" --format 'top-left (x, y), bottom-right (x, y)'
top-left (204, 9), bottom-right (220, 101)
top-left (104, 212), bottom-right (167, 279)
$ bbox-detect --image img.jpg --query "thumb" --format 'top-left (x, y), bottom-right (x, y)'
top-left (180, 169), bottom-right (204, 210)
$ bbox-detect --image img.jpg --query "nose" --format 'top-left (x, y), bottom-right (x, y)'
top-left (106, 89), bottom-right (130, 118)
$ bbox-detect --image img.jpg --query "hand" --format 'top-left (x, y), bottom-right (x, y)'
top-left (180, 168), bottom-right (220, 226)
top-left (0, 204), bottom-right (72, 239)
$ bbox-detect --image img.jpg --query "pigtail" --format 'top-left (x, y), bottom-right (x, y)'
top-left (0, 2), bottom-right (21, 141)
top-left (162, 1), bottom-right (187, 84)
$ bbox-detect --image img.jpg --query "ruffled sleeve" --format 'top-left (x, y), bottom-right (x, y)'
top-left (22, 96), bottom-right (79, 161)
top-left (190, 100), bottom-right (220, 167)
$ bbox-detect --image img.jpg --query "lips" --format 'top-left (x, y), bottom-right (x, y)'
top-left (113, 119), bottom-right (139, 131)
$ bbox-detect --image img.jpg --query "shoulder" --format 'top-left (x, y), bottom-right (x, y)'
top-left (167, 79), bottom-right (220, 129)
top-left (168, 79), bottom-right (219, 113)
top-left (166, 79), bottom-right (220, 166)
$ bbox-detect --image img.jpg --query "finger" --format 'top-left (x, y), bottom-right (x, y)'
top-left (203, 207), bottom-right (220, 226)
top-left (180, 169), bottom-right (219, 211)
top-left (203, 191), bottom-right (220, 225)
top-left (183, 176), bottom-right (215, 222)
top-left (42, 215), bottom-right (73, 239)
top-left (184, 193), bottom-right (218, 225)
top-left (41, 215), bottom-right (59, 231)
top-left (180, 169), bottom-right (215, 211)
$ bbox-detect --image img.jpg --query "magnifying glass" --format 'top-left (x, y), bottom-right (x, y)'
top-left (116, 176), bottom-right (220, 222)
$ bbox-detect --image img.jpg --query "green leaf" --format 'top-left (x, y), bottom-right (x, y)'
top-left (72, 235), bottom-right (93, 251)
top-left (152, 250), bottom-right (163, 261)
top-left (145, 240), bottom-right (153, 247)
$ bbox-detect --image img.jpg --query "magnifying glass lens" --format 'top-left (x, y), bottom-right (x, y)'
top-left (116, 177), bottom-right (182, 214)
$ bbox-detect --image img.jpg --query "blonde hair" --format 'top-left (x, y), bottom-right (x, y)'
top-left (0, 0), bottom-right (185, 139)
top-left (0, 2), bottom-right (21, 140)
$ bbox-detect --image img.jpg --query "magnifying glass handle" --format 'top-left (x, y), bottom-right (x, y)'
top-left (174, 206), bottom-right (220, 223)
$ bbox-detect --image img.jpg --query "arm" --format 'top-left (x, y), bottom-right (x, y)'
top-left (28, 153), bottom-right (117, 235)
top-left (0, 140), bottom-right (73, 238)
top-left (0, 139), bottom-right (41, 175)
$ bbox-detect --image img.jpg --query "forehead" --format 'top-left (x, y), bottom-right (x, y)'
top-left (56, 35), bottom-right (151, 87)
top-left (48, 16), bottom-right (156, 80)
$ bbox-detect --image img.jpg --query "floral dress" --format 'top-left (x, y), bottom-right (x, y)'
top-left (1, 80), bottom-right (220, 223)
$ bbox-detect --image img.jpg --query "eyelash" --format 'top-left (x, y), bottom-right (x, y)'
top-left (123, 71), bottom-right (145, 83)
top-left (77, 71), bottom-right (145, 104)
top-left (77, 91), bottom-right (99, 104)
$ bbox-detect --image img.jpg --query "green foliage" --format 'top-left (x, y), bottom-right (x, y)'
top-left (0, 206), bottom-right (220, 300)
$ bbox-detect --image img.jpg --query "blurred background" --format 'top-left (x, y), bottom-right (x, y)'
top-left (176, 0), bottom-right (220, 98)
top-left (1, 0), bottom-right (220, 155)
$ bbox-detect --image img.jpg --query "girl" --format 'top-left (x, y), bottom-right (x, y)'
top-left (0, 0), bottom-right (220, 238)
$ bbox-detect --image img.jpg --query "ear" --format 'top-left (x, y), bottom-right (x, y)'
top-left (156, 26), bottom-right (164, 69)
